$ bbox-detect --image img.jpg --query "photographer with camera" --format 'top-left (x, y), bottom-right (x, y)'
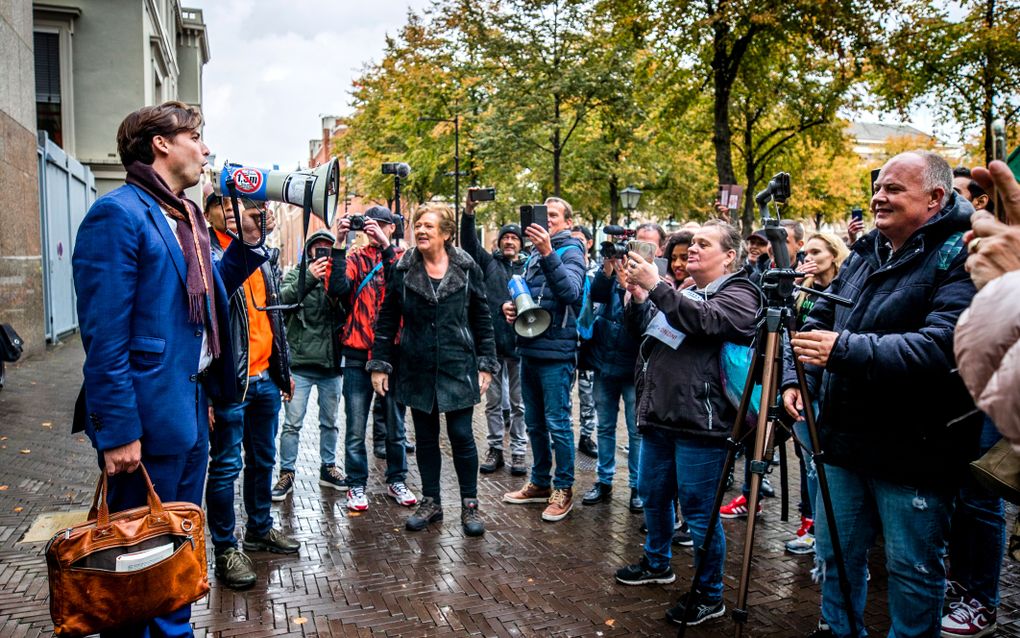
top-left (271, 229), bottom-right (348, 503)
top-left (614, 220), bottom-right (760, 628)
top-left (460, 189), bottom-right (528, 477)
top-left (502, 197), bottom-right (587, 522)
top-left (328, 206), bottom-right (418, 513)
top-left (782, 151), bottom-right (980, 638)
top-left (579, 245), bottom-right (642, 511)
top-left (202, 192), bottom-right (298, 588)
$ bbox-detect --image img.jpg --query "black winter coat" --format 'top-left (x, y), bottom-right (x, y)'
top-left (627, 274), bottom-right (760, 439)
top-left (209, 234), bottom-right (291, 404)
top-left (367, 246), bottom-right (500, 413)
top-left (782, 194), bottom-right (981, 489)
top-left (459, 213), bottom-right (525, 357)
top-left (589, 269), bottom-right (639, 379)
top-left (517, 231), bottom-right (587, 361)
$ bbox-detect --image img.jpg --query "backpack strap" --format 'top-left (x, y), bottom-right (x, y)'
top-left (356, 261), bottom-right (384, 297)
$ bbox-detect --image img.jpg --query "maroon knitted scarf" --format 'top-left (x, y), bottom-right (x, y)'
top-left (125, 161), bottom-right (220, 358)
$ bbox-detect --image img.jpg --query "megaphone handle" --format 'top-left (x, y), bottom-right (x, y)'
top-left (224, 178), bottom-right (267, 249)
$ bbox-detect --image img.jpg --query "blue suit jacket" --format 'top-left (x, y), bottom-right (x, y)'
top-left (72, 184), bottom-right (266, 455)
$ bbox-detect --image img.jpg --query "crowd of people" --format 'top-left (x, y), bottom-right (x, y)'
top-left (70, 101), bottom-right (1020, 638)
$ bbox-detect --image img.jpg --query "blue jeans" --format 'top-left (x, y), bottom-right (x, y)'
top-left (593, 372), bottom-right (639, 488)
top-left (949, 416), bottom-right (1004, 609)
top-left (101, 384), bottom-right (209, 638)
top-left (793, 419), bottom-right (818, 519)
top-left (343, 362), bottom-right (407, 487)
top-left (638, 429), bottom-right (727, 601)
top-left (521, 357), bottom-right (576, 490)
top-left (206, 375), bottom-right (281, 553)
top-left (279, 369), bottom-right (341, 471)
top-left (814, 464), bottom-right (953, 638)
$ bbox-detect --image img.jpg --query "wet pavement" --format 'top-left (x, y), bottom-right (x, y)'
top-left (1, 335), bottom-right (1018, 637)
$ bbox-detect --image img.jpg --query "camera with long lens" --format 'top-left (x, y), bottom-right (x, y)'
top-left (348, 215), bottom-right (366, 231)
top-left (381, 162), bottom-right (411, 178)
top-left (599, 224), bottom-right (636, 259)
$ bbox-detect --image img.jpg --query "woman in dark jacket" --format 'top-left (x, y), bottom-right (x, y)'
top-left (614, 220), bottom-right (760, 629)
top-left (368, 203), bottom-right (499, 537)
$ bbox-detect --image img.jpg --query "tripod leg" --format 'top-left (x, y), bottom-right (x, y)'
top-left (674, 342), bottom-right (759, 638)
top-left (731, 327), bottom-right (784, 638)
top-left (794, 356), bottom-right (860, 638)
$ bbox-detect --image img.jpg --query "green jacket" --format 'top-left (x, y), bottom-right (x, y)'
top-left (280, 231), bottom-right (345, 375)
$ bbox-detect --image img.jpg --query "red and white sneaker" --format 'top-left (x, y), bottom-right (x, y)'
top-left (387, 482), bottom-right (418, 507)
top-left (941, 598), bottom-right (996, 637)
top-left (719, 495), bottom-right (762, 519)
top-left (346, 486), bottom-right (369, 512)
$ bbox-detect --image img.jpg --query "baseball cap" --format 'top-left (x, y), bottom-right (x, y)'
top-left (364, 205), bottom-right (395, 224)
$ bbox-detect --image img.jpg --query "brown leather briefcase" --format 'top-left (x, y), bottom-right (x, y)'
top-left (45, 465), bottom-right (209, 637)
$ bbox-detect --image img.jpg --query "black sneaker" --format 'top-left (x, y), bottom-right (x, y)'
top-left (615, 557), bottom-right (676, 586)
top-left (405, 441), bottom-right (415, 453)
top-left (214, 547), bottom-right (256, 589)
top-left (461, 498), bottom-right (485, 537)
top-left (373, 446), bottom-right (386, 460)
top-left (406, 496), bottom-right (444, 531)
top-left (578, 435), bottom-right (598, 458)
top-left (582, 482), bottom-right (612, 505)
top-left (242, 528), bottom-right (300, 554)
top-left (629, 488), bottom-right (644, 512)
top-left (672, 521), bottom-right (694, 547)
top-left (806, 620), bottom-right (835, 637)
top-left (665, 591), bottom-right (725, 626)
top-left (479, 448), bottom-right (504, 474)
top-left (319, 464), bottom-right (346, 491)
top-left (510, 453), bottom-right (527, 476)
top-left (271, 471), bottom-right (295, 502)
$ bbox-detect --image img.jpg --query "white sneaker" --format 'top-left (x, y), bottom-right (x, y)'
top-left (941, 597), bottom-right (996, 637)
top-left (387, 482), bottom-right (418, 507)
top-left (346, 486), bottom-right (369, 512)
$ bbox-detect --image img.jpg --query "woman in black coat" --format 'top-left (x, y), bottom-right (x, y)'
top-left (368, 202), bottom-right (499, 536)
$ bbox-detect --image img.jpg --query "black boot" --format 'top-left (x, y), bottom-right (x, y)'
top-left (582, 482), bottom-right (612, 505)
top-left (578, 435), bottom-right (598, 458)
top-left (461, 498), bottom-right (485, 537)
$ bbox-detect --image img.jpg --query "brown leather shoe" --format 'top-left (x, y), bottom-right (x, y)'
top-left (503, 482), bottom-right (552, 504)
top-left (542, 488), bottom-right (574, 522)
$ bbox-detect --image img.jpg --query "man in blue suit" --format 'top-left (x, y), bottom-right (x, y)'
top-left (72, 101), bottom-right (273, 638)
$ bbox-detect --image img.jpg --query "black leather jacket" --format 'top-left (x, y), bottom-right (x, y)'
top-left (210, 233), bottom-right (291, 403)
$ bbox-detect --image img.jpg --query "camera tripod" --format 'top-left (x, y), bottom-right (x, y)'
top-left (674, 187), bottom-right (860, 637)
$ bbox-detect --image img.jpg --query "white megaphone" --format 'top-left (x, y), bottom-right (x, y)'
top-left (508, 275), bottom-right (551, 338)
top-left (216, 157), bottom-right (339, 227)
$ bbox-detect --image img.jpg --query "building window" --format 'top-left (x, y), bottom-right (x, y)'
top-left (35, 31), bottom-right (62, 148)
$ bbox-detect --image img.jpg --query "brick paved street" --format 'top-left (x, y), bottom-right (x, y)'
top-left (1, 337), bottom-right (1019, 636)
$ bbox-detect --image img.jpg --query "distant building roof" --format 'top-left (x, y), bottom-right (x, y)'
top-left (848, 121), bottom-right (934, 143)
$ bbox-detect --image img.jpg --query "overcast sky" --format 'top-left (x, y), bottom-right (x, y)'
top-left (188, 0), bottom-right (432, 170)
top-left (188, 1), bottom-right (947, 172)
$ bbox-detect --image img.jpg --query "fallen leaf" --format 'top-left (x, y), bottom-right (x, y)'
top-left (13, 507), bottom-right (23, 513)
top-left (19, 449), bottom-right (30, 455)
top-left (0, 485), bottom-right (8, 491)
top-left (41, 422), bottom-right (52, 428)
top-left (605, 619), bottom-right (615, 627)
top-left (77, 437), bottom-right (86, 443)
top-left (527, 578), bottom-right (534, 583)
top-left (292, 617), bottom-right (307, 625)
top-left (0, 436), bottom-right (7, 441)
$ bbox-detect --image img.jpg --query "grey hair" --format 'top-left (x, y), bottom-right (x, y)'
top-left (913, 150), bottom-right (953, 207)
top-left (701, 219), bottom-right (745, 273)
top-left (779, 219), bottom-right (805, 242)
top-left (544, 196), bottom-right (573, 220)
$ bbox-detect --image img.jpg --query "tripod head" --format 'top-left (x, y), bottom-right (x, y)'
top-left (754, 173), bottom-right (852, 312)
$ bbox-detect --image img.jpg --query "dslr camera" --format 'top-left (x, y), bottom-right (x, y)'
top-left (381, 162), bottom-right (411, 178)
top-left (600, 225), bottom-right (636, 259)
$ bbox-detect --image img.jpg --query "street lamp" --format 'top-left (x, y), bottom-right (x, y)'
top-left (418, 113), bottom-right (462, 241)
top-left (619, 186), bottom-right (642, 225)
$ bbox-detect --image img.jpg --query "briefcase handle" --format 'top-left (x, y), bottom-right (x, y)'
top-left (86, 464), bottom-right (166, 529)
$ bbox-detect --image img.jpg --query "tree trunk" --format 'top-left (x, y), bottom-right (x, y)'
top-left (552, 93), bottom-right (562, 197)
top-left (711, 21), bottom-right (737, 192)
top-left (982, 0), bottom-right (997, 164)
top-left (609, 171), bottom-right (619, 225)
